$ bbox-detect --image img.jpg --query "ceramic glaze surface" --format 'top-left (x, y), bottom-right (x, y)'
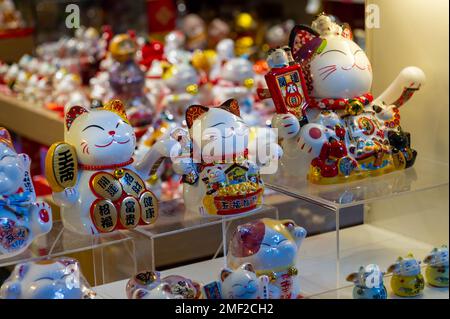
top-left (48, 100), bottom-right (163, 235)
top-left (126, 270), bottom-right (201, 299)
top-left (424, 245), bottom-right (449, 287)
top-left (268, 13), bottom-right (425, 184)
top-left (0, 257), bottom-right (95, 299)
top-left (346, 264), bottom-right (387, 299)
top-left (228, 218), bottom-right (307, 299)
top-left (165, 99), bottom-right (266, 217)
top-left (220, 263), bottom-right (269, 299)
top-left (387, 254), bottom-right (425, 297)
top-left (0, 128), bottom-right (52, 259)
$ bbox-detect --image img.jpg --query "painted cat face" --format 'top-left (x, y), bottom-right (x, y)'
top-left (290, 15), bottom-right (372, 99)
top-left (65, 101), bottom-right (136, 166)
top-left (186, 99), bottom-right (249, 163)
top-left (163, 63), bottom-right (199, 91)
top-left (220, 263), bottom-right (259, 299)
top-left (0, 128), bottom-right (25, 195)
top-left (0, 258), bottom-right (94, 299)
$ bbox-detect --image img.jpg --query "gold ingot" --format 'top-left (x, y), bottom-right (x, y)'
top-left (139, 191), bottom-right (159, 224)
top-left (119, 196), bottom-right (141, 229)
top-left (91, 172), bottom-right (122, 201)
top-left (114, 168), bottom-right (125, 179)
top-left (92, 199), bottom-right (118, 233)
top-left (119, 169), bottom-right (146, 197)
top-left (45, 142), bottom-right (78, 192)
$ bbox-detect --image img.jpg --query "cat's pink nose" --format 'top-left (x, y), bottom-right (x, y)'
top-left (108, 130), bottom-right (115, 136)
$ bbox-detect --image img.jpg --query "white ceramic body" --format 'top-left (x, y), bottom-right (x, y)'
top-left (228, 219), bottom-right (307, 299)
top-left (53, 107), bottom-right (164, 235)
top-left (0, 135), bottom-right (52, 259)
top-left (0, 258), bottom-right (94, 299)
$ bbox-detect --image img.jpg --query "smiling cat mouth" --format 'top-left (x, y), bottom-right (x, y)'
top-left (95, 138), bottom-right (130, 148)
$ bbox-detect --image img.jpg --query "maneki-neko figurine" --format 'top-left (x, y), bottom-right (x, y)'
top-left (228, 218), bottom-right (307, 299)
top-left (164, 99), bottom-right (266, 217)
top-left (46, 100), bottom-right (166, 235)
top-left (264, 14), bottom-right (425, 184)
top-left (108, 34), bottom-right (154, 127)
top-left (0, 128), bottom-right (53, 259)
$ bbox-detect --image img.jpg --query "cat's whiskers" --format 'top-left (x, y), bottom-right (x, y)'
top-left (318, 64), bottom-right (336, 71)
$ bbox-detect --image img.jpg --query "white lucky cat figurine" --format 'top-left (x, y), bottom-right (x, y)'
top-left (219, 263), bottom-right (270, 299)
top-left (271, 13), bottom-right (425, 184)
top-left (167, 99), bottom-right (265, 217)
top-left (0, 128), bottom-right (52, 259)
top-left (0, 257), bottom-right (96, 299)
top-left (46, 100), bottom-right (167, 235)
top-left (228, 218), bottom-right (307, 299)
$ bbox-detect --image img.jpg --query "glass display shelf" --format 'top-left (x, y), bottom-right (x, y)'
top-left (0, 220), bottom-right (133, 268)
top-left (263, 157), bottom-right (449, 210)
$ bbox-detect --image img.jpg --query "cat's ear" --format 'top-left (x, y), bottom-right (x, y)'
top-left (0, 127), bottom-right (14, 150)
top-left (242, 263), bottom-right (256, 274)
top-left (104, 99), bottom-right (129, 124)
top-left (219, 99), bottom-right (240, 117)
top-left (386, 263), bottom-right (398, 274)
top-left (65, 105), bottom-right (89, 131)
top-left (341, 23), bottom-right (353, 40)
top-left (186, 104), bottom-right (209, 129)
top-left (220, 268), bottom-right (233, 282)
top-left (289, 24), bottom-right (325, 63)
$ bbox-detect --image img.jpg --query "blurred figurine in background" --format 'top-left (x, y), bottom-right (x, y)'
top-left (108, 34), bottom-right (155, 127)
top-left (208, 18), bottom-right (231, 49)
top-left (346, 264), bottom-right (387, 299)
top-left (0, 0), bottom-right (25, 30)
top-left (423, 245), bottom-right (449, 287)
top-left (0, 128), bottom-right (52, 260)
top-left (387, 254), bottom-right (425, 297)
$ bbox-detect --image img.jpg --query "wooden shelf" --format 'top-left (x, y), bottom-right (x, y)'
top-left (0, 94), bottom-right (63, 145)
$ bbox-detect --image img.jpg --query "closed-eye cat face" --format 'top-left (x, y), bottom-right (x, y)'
top-left (65, 101), bottom-right (136, 166)
top-left (0, 128), bottom-right (25, 195)
top-left (290, 15), bottom-right (372, 99)
top-left (221, 263), bottom-right (259, 299)
top-left (388, 254), bottom-right (421, 277)
top-left (0, 258), bottom-right (93, 299)
top-left (424, 246), bottom-right (449, 266)
top-left (186, 99), bottom-right (249, 163)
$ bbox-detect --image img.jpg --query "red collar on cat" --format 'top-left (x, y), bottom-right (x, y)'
top-left (79, 158), bottom-right (134, 170)
top-left (309, 93), bottom-right (373, 110)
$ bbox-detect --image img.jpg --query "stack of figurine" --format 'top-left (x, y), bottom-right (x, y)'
top-left (0, 13), bottom-right (443, 300)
